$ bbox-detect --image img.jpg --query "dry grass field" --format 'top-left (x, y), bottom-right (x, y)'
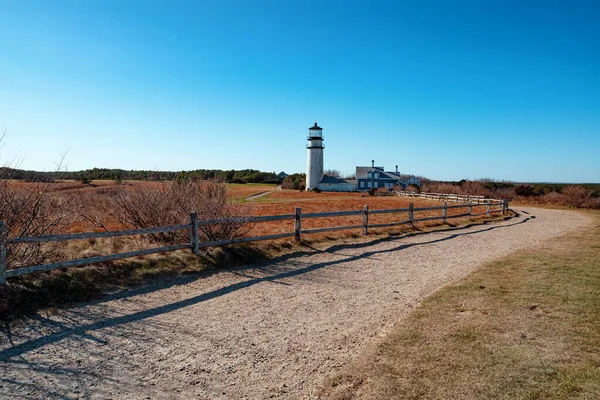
top-left (3, 181), bottom-right (499, 257)
top-left (225, 182), bottom-right (278, 201)
top-left (5, 181), bottom-right (492, 237)
top-left (245, 189), bottom-right (493, 241)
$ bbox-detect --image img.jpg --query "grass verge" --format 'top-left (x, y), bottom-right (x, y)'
top-left (319, 211), bottom-right (600, 399)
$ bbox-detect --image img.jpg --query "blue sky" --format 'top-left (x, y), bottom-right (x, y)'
top-left (1, 0), bottom-right (599, 182)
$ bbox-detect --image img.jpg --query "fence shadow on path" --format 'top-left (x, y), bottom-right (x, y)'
top-left (0, 213), bottom-right (532, 361)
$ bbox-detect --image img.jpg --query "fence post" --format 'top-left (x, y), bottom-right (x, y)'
top-left (503, 200), bottom-right (508, 215)
top-left (409, 203), bottom-right (414, 226)
top-left (468, 201), bottom-right (472, 221)
top-left (486, 199), bottom-right (491, 217)
top-left (294, 207), bottom-right (302, 242)
top-left (362, 205), bottom-right (369, 236)
top-left (0, 222), bottom-right (6, 285)
top-left (189, 212), bottom-right (199, 256)
top-left (442, 201), bottom-right (447, 224)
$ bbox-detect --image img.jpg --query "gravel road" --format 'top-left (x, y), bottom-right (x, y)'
top-left (0, 207), bottom-right (590, 400)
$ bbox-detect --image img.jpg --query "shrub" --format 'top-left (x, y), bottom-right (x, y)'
top-left (561, 185), bottom-right (591, 208)
top-left (407, 183), bottom-right (421, 193)
top-left (368, 188), bottom-right (376, 196)
top-left (542, 191), bottom-right (566, 205)
top-left (281, 173), bottom-right (306, 190)
top-left (111, 172), bottom-right (123, 185)
top-left (110, 180), bottom-right (250, 243)
top-left (313, 187), bottom-right (321, 193)
top-left (0, 180), bottom-right (72, 270)
top-left (515, 184), bottom-right (539, 197)
top-left (79, 174), bottom-right (91, 185)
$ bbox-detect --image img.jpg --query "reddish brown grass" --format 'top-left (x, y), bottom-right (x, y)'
top-left (244, 191), bottom-right (494, 242)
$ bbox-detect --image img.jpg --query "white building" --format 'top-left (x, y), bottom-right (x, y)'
top-left (305, 123), bottom-right (418, 192)
top-left (305, 123), bottom-right (358, 192)
top-left (306, 123), bottom-right (324, 190)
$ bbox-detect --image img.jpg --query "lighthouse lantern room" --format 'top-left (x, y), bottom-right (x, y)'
top-left (306, 122), bottom-right (324, 190)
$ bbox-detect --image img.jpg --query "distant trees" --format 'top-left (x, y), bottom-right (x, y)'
top-left (3, 167), bottom-right (284, 185)
top-left (79, 174), bottom-right (92, 185)
top-left (281, 173), bottom-right (306, 191)
top-left (514, 184), bottom-right (538, 197)
top-left (111, 171), bottom-right (123, 185)
top-left (324, 169), bottom-right (341, 178)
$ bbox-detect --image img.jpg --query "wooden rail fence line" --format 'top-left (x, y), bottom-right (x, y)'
top-left (396, 191), bottom-right (501, 204)
top-left (0, 199), bottom-right (509, 284)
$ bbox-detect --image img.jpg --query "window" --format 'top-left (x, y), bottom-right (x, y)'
top-left (367, 172), bottom-right (372, 179)
top-left (360, 181), bottom-right (364, 188)
top-left (374, 172), bottom-right (379, 179)
top-left (367, 181), bottom-right (372, 188)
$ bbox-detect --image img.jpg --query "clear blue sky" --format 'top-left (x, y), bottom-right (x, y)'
top-left (1, 0), bottom-right (599, 182)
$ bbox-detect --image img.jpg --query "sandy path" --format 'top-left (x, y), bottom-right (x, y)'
top-left (0, 207), bottom-right (590, 399)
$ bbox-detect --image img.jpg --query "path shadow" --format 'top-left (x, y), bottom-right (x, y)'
top-left (0, 215), bottom-right (531, 361)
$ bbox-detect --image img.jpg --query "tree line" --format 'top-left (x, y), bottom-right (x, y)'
top-left (0, 167), bottom-right (284, 184)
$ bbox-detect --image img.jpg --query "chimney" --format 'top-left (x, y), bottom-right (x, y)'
top-left (395, 165), bottom-right (398, 173)
top-left (371, 160), bottom-right (374, 168)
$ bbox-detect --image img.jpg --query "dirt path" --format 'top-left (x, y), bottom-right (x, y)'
top-left (245, 190), bottom-right (275, 201)
top-left (0, 207), bottom-right (590, 399)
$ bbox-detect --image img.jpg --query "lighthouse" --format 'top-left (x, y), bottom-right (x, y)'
top-left (306, 122), bottom-right (324, 190)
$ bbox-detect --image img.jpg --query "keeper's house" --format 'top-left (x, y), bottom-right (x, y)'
top-left (356, 160), bottom-right (421, 191)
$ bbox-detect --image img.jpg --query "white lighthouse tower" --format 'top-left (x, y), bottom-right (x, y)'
top-left (306, 122), bottom-right (324, 190)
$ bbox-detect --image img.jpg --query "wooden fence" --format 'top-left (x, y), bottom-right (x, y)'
top-left (0, 199), bottom-right (509, 284)
top-left (397, 191), bottom-right (497, 204)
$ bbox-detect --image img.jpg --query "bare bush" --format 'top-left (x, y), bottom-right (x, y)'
top-left (459, 181), bottom-right (487, 197)
top-left (561, 185), bottom-right (592, 208)
top-left (421, 182), bottom-right (460, 195)
top-left (496, 187), bottom-right (516, 201)
top-left (110, 180), bottom-right (250, 243)
top-left (0, 181), bottom-right (72, 269)
top-left (541, 191), bottom-right (566, 205)
top-left (589, 198), bottom-right (600, 209)
top-left (0, 131), bottom-right (72, 270)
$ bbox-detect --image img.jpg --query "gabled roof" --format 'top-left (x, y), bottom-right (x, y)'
top-left (355, 166), bottom-right (384, 179)
top-left (379, 171), bottom-right (398, 179)
top-left (376, 171), bottom-right (401, 180)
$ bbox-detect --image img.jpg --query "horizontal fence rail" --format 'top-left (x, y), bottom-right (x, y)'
top-left (396, 191), bottom-right (503, 205)
top-left (0, 198), bottom-right (509, 284)
top-left (7, 224), bottom-right (192, 244)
